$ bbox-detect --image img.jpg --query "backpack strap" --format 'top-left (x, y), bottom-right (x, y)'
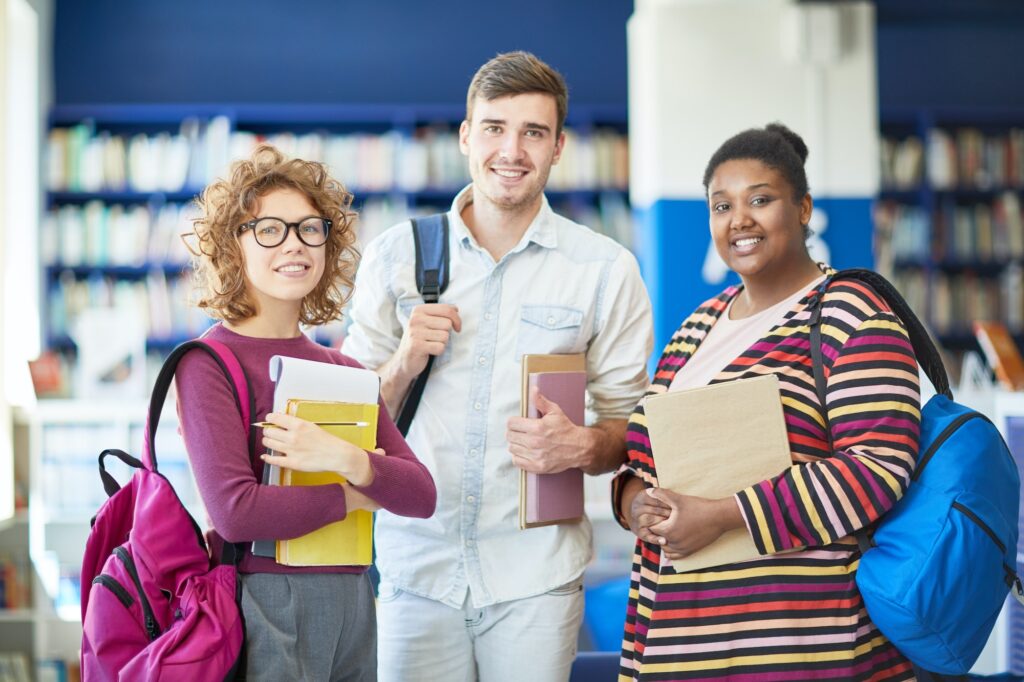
top-left (395, 213), bottom-right (451, 436)
top-left (142, 339), bottom-right (255, 472)
top-left (809, 269), bottom-right (951, 399)
top-left (807, 269), bottom-right (947, 555)
top-left (807, 268), bottom-right (951, 446)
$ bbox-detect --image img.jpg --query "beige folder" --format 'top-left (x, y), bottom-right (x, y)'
top-left (644, 373), bottom-right (792, 572)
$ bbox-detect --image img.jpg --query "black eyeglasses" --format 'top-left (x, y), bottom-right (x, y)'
top-left (238, 216), bottom-right (332, 248)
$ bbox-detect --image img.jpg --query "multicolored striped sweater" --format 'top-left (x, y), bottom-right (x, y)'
top-left (613, 272), bottom-right (921, 681)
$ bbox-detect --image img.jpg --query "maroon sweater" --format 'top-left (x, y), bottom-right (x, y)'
top-left (174, 324), bottom-right (436, 574)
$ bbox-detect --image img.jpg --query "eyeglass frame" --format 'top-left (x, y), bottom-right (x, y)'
top-left (237, 216), bottom-right (333, 248)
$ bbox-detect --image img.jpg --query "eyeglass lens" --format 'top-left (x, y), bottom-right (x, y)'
top-left (252, 218), bottom-right (329, 247)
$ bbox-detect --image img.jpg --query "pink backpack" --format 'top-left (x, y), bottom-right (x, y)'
top-left (81, 340), bottom-right (251, 681)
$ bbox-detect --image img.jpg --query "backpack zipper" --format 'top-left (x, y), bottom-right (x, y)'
top-left (113, 546), bottom-right (161, 641)
top-left (951, 501), bottom-right (1006, 555)
top-left (92, 574), bottom-right (135, 609)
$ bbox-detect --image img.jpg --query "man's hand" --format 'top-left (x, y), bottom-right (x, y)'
top-left (394, 304), bottom-right (462, 381)
top-left (645, 489), bottom-right (744, 561)
top-left (258, 412), bottom-right (381, 487)
top-left (507, 387), bottom-right (589, 474)
top-left (379, 304), bottom-right (461, 416)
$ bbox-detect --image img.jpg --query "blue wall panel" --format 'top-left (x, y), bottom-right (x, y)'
top-left (54, 0), bottom-right (632, 106)
top-left (877, 3), bottom-right (1024, 110)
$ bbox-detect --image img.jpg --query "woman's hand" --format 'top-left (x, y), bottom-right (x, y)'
top-left (620, 477), bottom-right (671, 544)
top-left (646, 489), bottom-right (745, 561)
top-left (258, 412), bottom-right (379, 487)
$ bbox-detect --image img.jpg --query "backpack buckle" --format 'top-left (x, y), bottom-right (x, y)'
top-left (421, 270), bottom-right (441, 304)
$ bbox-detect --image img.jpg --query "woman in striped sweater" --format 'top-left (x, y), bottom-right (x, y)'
top-left (613, 123), bottom-right (921, 680)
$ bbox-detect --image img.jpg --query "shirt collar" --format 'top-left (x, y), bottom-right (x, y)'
top-left (449, 184), bottom-right (559, 252)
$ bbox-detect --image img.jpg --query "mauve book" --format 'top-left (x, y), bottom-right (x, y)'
top-left (521, 370), bottom-right (586, 528)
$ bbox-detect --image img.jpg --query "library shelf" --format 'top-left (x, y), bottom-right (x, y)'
top-left (43, 102), bottom-right (632, 372)
top-left (876, 106), bottom-right (1024, 356)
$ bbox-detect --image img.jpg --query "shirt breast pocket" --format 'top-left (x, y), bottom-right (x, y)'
top-left (515, 304), bottom-right (585, 360)
top-left (396, 299), bottom-right (453, 368)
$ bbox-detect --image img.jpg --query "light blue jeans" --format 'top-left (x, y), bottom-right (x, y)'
top-left (376, 578), bottom-right (585, 682)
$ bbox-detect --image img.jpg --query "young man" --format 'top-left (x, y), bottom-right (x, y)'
top-left (343, 51), bottom-right (653, 682)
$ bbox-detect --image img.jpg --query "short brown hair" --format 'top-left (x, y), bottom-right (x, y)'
top-left (187, 144), bottom-right (359, 326)
top-left (466, 51), bottom-right (569, 135)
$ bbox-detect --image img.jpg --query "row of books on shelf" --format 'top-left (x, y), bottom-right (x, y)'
top-left (47, 117), bottom-right (630, 194)
top-left (875, 192), bottom-right (1024, 264)
top-left (879, 127), bottom-right (1024, 191)
top-left (888, 266), bottom-right (1024, 336)
top-left (0, 555), bottom-right (31, 610)
top-left (0, 653), bottom-right (32, 682)
top-left (41, 192), bottom-right (635, 271)
top-left (42, 201), bottom-right (195, 269)
top-left (46, 270), bottom-right (209, 344)
top-left (40, 424), bottom-right (204, 520)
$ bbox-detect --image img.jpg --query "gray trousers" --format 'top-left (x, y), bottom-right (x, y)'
top-left (240, 572), bottom-right (376, 681)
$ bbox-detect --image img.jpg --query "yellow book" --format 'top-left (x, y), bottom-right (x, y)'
top-left (275, 399), bottom-right (379, 566)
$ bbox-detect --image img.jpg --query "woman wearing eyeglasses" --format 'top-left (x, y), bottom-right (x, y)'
top-left (176, 144), bottom-right (436, 681)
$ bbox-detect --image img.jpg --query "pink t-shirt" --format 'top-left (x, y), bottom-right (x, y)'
top-left (669, 277), bottom-right (826, 392)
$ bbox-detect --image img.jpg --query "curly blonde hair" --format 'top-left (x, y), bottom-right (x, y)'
top-left (187, 144), bottom-right (359, 326)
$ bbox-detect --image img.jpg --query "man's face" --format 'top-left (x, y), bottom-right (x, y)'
top-left (459, 93), bottom-right (565, 214)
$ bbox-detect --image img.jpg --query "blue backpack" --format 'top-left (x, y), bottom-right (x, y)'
top-left (809, 269), bottom-right (1024, 675)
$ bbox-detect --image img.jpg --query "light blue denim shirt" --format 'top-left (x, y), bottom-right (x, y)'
top-left (343, 186), bottom-right (653, 608)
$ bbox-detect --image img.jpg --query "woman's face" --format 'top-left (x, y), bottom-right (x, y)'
top-left (239, 187), bottom-right (327, 316)
top-left (707, 158), bottom-right (813, 284)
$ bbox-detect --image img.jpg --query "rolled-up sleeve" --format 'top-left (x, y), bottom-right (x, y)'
top-left (585, 249), bottom-right (653, 421)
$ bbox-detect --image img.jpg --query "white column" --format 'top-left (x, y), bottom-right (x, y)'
top-left (628, 0), bottom-right (879, 351)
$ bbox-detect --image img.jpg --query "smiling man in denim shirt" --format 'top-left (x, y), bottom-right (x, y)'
top-left (343, 51), bottom-right (652, 682)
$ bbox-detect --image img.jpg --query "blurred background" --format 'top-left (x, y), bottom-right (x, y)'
top-left (1, 0), bottom-right (1023, 678)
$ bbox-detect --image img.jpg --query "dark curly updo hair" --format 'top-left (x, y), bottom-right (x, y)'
top-left (702, 122), bottom-right (809, 202)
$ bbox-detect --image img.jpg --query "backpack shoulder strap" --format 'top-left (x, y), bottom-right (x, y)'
top-left (143, 339), bottom-right (255, 472)
top-left (396, 214), bottom-right (451, 436)
top-left (411, 213), bottom-right (451, 303)
top-left (817, 269), bottom-right (950, 398)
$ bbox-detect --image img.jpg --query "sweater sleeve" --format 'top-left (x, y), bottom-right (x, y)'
top-left (350, 394), bottom-right (437, 518)
top-left (175, 350), bottom-right (350, 544)
top-left (735, 309), bottom-right (921, 554)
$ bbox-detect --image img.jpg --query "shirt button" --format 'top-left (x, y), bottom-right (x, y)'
top-left (466, 495), bottom-right (476, 503)
top-left (469, 448), bottom-right (478, 456)
top-left (484, 313), bottom-right (493, 321)
top-left (474, 402), bottom-right (482, 411)
top-left (465, 539), bottom-right (474, 547)
top-left (547, 317), bottom-right (556, 325)
top-left (478, 356), bottom-right (486, 365)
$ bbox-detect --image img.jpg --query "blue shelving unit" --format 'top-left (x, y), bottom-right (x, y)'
top-left (44, 103), bottom-right (631, 356)
top-left (877, 107), bottom-right (1024, 352)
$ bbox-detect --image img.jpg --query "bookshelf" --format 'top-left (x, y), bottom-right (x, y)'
top-left (43, 103), bottom-right (633, 393)
top-left (10, 399), bottom-right (198, 672)
top-left (875, 108), bottom-right (1024, 357)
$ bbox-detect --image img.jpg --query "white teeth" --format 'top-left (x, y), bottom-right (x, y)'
top-left (735, 237), bottom-right (762, 248)
top-left (277, 265), bottom-right (307, 273)
top-left (493, 169), bottom-right (525, 178)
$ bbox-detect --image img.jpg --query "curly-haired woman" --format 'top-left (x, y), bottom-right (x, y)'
top-left (176, 144), bottom-right (436, 681)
